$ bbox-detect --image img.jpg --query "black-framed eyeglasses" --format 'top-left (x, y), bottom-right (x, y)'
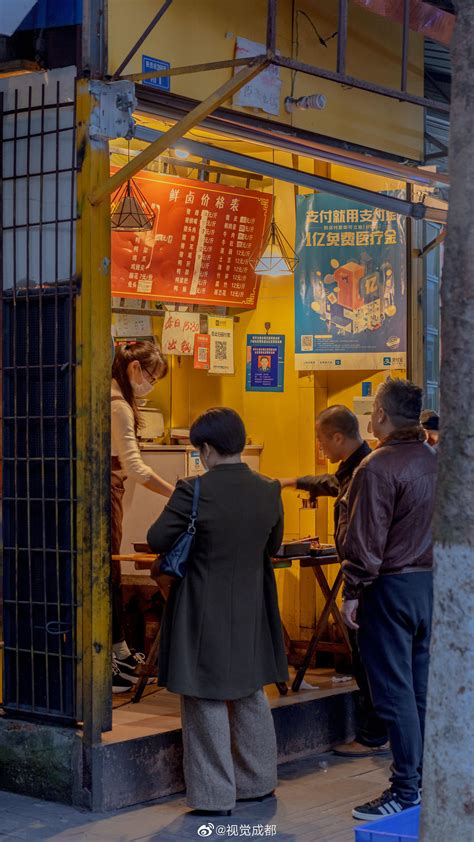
top-left (141, 364), bottom-right (159, 385)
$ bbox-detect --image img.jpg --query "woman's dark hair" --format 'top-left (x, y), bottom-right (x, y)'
top-left (190, 407), bottom-right (246, 455)
top-left (112, 340), bottom-right (168, 433)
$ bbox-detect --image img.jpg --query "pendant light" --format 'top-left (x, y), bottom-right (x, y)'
top-left (250, 151), bottom-right (299, 277)
top-left (111, 143), bottom-right (156, 231)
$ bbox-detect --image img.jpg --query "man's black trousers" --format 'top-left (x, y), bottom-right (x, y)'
top-left (357, 571), bottom-right (433, 801)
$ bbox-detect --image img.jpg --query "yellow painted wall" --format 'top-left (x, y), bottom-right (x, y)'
top-left (108, 0), bottom-right (424, 160)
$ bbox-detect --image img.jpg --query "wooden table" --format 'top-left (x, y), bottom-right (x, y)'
top-left (113, 552), bottom-right (351, 699)
top-left (282, 553), bottom-right (351, 692)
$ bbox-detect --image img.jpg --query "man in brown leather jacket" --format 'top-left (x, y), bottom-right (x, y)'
top-left (341, 379), bottom-right (437, 822)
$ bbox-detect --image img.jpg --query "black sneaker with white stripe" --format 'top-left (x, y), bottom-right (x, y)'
top-left (352, 788), bottom-right (421, 821)
top-left (112, 656), bottom-right (133, 694)
top-left (114, 651), bottom-right (156, 685)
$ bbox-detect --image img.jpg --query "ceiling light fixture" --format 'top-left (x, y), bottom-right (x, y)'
top-left (250, 220), bottom-right (299, 276)
top-left (250, 151), bottom-right (299, 277)
top-left (111, 142), bottom-right (156, 231)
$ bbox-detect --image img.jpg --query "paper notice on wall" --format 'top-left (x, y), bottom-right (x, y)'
top-left (208, 316), bottom-right (234, 375)
top-left (112, 313), bottom-right (153, 337)
top-left (194, 334), bottom-right (211, 370)
top-left (233, 37), bottom-right (282, 116)
top-left (161, 312), bottom-right (200, 356)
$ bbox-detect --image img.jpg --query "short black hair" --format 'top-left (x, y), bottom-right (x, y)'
top-left (317, 405), bottom-right (360, 439)
top-left (190, 407), bottom-right (246, 455)
top-left (377, 378), bottom-right (423, 427)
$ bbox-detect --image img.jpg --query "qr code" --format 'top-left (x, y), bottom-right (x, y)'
top-left (301, 335), bottom-right (314, 352)
top-left (197, 348), bottom-right (208, 363)
top-left (215, 340), bottom-right (227, 360)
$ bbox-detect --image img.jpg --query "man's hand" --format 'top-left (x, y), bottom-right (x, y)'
top-left (342, 598), bottom-right (359, 630)
top-left (278, 478), bottom-right (298, 489)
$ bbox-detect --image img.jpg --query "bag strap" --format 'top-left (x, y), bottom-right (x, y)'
top-left (187, 476), bottom-right (201, 536)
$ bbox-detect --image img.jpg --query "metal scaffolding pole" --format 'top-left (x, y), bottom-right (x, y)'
top-left (121, 57), bottom-right (255, 83)
top-left (401, 0), bottom-right (410, 93)
top-left (337, 0), bottom-right (348, 76)
top-left (112, 0), bottom-right (173, 80)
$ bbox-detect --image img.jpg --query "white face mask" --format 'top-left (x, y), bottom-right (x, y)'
top-left (132, 379), bottom-right (154, 397)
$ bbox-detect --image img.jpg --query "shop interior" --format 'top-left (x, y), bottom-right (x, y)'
top-left (108, 107), bottom-right (408, 734)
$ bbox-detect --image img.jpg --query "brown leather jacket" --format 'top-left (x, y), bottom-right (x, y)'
top-left (342, 428), bottom-right (437, 599)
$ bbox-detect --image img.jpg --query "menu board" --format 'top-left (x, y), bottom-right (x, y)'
top-left (111, 170), bottom-right (271, 309)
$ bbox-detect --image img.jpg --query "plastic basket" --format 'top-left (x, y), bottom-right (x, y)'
top-left (354, 806), bottom-right (420, 841)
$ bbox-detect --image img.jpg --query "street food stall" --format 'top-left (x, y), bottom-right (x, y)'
top-left (108, 114), bottom-right (409, 699)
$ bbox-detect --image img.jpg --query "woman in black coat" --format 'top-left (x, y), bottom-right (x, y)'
top-left (147, 408), bottom-right (288, 816)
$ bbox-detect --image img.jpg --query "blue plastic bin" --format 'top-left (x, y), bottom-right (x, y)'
top-left (354, 806), bottom-right (420, 841)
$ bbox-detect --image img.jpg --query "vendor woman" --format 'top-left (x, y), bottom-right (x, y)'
top-left (111, 340), bottom-right (174, 692)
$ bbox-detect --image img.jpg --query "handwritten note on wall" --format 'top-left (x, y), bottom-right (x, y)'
top-left (161, 313), bottom-right (200, 355)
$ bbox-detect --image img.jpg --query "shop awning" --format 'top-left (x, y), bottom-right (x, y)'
top-left (134, 124), bottom-right (448, 223)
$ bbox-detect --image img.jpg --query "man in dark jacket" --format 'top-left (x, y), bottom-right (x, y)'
top-left (342, 379), bottom-right (437, 822)
top-left (280, 405), bottom-right (388, 757)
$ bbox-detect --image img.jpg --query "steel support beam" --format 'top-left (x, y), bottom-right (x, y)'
top-left (273, 55), bottom-right (450, 115)
top-left (266, 0), bottom-right (277, 56)
top-left (337, 0), bottom-right (348, 76)
top-left (121, 57), bottom-right (256, 83)
top-left (110, 146), bottom-right (264, 181)
top-left (112, 0), bottom-right (173, 80)
top-left (76, 78), bottom-right (113, 743)
top-left (78, 1), bottom-right (112, 748)
top-left (90, 58), bottom-right (268, 205)
top-left (414, 229), bottom-right (446, 258)
top-left (401, 0), bottom-right (410, 92)
top-left (425, 132), bottom-right (449, 156)
top-left (134, 124), bottom-right (437, 221)
top-left (82, 0), bottom-right (107, 78)
top-left (133, 119), bottom-right (450, 193)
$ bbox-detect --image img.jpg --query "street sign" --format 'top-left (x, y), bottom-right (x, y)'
top-left (141, 55), bottom-right (171, 91)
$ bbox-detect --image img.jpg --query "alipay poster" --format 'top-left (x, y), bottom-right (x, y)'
top-left (294, 193), bottom-right (406, 371)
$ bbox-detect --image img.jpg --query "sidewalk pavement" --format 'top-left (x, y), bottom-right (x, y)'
top-left (0, 751), bottom-right (390, 842)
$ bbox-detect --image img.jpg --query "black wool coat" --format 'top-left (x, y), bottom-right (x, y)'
top-left (147, 462), bottom-right (289, 700)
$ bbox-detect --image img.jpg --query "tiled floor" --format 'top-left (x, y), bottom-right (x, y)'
top-left (0, 750), bottom-right (391, 841)
top-left (108, 668), bottom-right (357, 744)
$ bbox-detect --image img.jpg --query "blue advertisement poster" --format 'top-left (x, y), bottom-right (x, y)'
top-left (246, 334), bottom-right (285, 392)
top-left (294, 193), bottom-right (406, 371)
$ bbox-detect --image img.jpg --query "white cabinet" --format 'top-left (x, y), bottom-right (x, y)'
top-left (121, 451), bottom-right (184, 556)
top-left (120, 447), bottom-right (262, 568)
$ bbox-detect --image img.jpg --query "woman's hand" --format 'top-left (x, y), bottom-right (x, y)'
top-left (144, 475), bottom-right (175, 497)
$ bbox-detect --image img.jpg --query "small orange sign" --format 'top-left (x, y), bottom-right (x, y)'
top-left (194, 334), bottom-right (210, 370)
